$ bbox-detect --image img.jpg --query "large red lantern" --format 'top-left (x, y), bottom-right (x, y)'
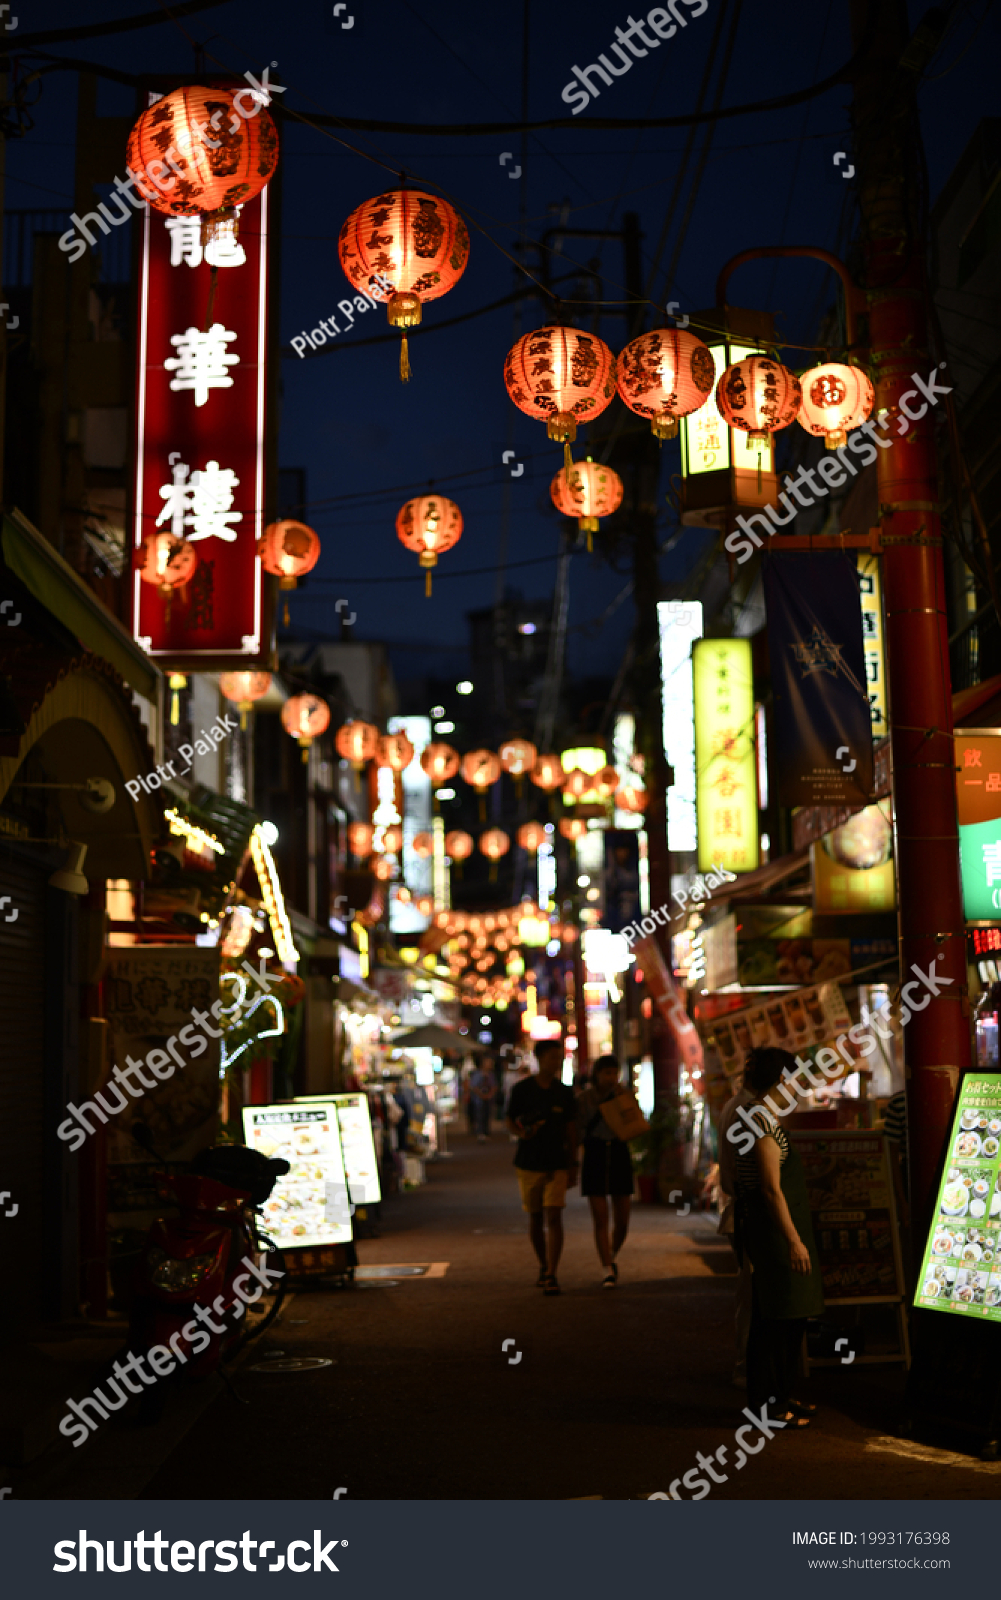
top-left (282, 694), bottom-right (330, 762)
top-left (412, 831), bottom-right (434, 858)
top-left (499, 737), bottom-right (538, 779)
top-left (137, 532), bottom-right (198, 598)
top-left (594, 765), bottom-right (619, 799)
top-left (376, 731), bottom-right (415, 772)
top-left (504, 325), bottom-right (616, 470)
top-left (376, 824), bottom-right (403, 854)
top-left (517, 821), bottom-right (547, 854)
top-left (616, 327), bottom-right (715, 440)
top-left (257, 519), bottom-right (321, 589)
top-left (348, 821), bottom-right (374, 857)
top-left (421, 742), bottom-right (460, 784)
top-left (445, 829), bottom-right (473, 862)
top-left (550, 459), bottom-right (623, 550)
top-left (797, 362), bottom-right (875, 449)
top-left (563, 768), bottom-right (591, 801)
top-left (219, 670), bottom-right (271, 730)
top-left (558, 817), bottom-right (588, 841)
top-left (125, 85), bottom-right (278, 239)
top-left (338, 188), bottom-right (470, 380)
top-left (615, 785), bottom-right (649, 814)
top-left (531, 754), bottom-right (566, 793)
top-left (461, 749), bottom-right (501, 794)
top-left (396, 495), bottom-right (463, 597)
top-left (480, 827), bottom-right (510, 862)
top-left (335, 720), bottom-right (379, 770)
top-left (716, 355), bottom-right (802, 443)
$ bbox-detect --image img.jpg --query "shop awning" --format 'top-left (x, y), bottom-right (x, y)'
top-left (391, 1022), bottom-right (488, 1054)
top-left (716, 848), bottom-right (811, 902)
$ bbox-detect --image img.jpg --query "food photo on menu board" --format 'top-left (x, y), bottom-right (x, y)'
top-left (241, 1104), bottom-right (353, 1249)
top-left (915, 1075), bottom-right (1001, 1320)
top-left (709, 981), bottom-right (851, 1071)
top-left (296, 1093), bottom-right (382, 1206)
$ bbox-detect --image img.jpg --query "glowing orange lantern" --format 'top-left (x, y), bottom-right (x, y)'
top-left (531, 754), bottom-right (566, 793)
top-left (126, 85), bottom-right (278, 238)
top-left (348, 821), bottom-right (373, 857)
top-left (421, 742), bottom-right (460, 784)
top-left (517, 821), bottom-right (547, 853)
top-left (559, 817), bottom-right (588, 841)
top-left (563, 768), bottom-right (591, 801)
top-left (282, 694), bottom-right (331, 762)
top-left (797, 362), bottom-right (875, 449)
top-left (461, 749), bottom-right (501, 794)
top-left (594, 765), bottom-right (619, 798)
top-left (561, 923), bottom-right (580, 944)
top-left (499, 738), bottom-right (538, 779)
top-left (377, 824), bottom-right (403, 854)
top-left (338, 189), bottom-right (470, 380)
top-left (370, 854), bottom-right (395, 882)
top-left (335, 720), bottom-right (379, 770)
top-left (616, 327), bottom-right (715, 440)
top-left (412, 831), bottom-right (434, 858)
top-left (137, 533), bottom-right (198, 598)
top-left (550, 458), bottom-right (623, 549)
top-left (504, 325), bottom-right (616, 470)
top-left (615, 785), bottom-right (649, 814)
top-left (396, 495), bottom-right (463, 598)
top-left (257, 520), bottom-right (321, 589)
top-left (716, 355), bottom-right (802, 443)
top-left (376, 731), bottom-right (415, 772)
top-left (218, 671), bottom-right (270, 730)
top-left (479, 828), bottom-right (510, 861)
top-left (415, 894), bottom-right (435, 916)
top-left (445, 829), bottom-right (473, 861)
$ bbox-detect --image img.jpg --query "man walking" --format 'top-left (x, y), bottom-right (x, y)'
top-left (468, 1058), bottom-right (497, 1142)
top-left (506, 1038), bottom-right (577, 1295)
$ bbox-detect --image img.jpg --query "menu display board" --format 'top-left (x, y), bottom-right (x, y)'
top-left (914, 1074), bottom-right (1001, 1322)
top-left (791, 1131), bottom-right (904, 1301)
top-left (241, 1104), bottom-right (352, 1249)
top-left (296, 1094), bottom-right (382, 1206)
top-left (709, 981), bottom-right (851, 1076)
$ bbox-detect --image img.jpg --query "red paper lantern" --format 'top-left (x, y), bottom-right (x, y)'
top-left (531, 754), bottom-right (566, 793)
top-left (348, 821), bottom-right (373, 857)
top-left (594, 765), bottom-right (619, 799)
top-left (125, 85), bottom-right (278, 236)
top-left (550, 459), bottom-right (623, 548)
top-left (257, 520), bottom-right (321, 589)
top-left (716, 355), bottom-right (802, 443)
top-left (504, 325), bottom-right (616, 468)
top-left (396, 494), bottom-right (463, 597)
top-left (219, 670), bottom-right (270, 730)
top-left (558, 817), bottom-right (588, 841)
top-left (335, 720), bottom-right (379, 769)
top-left (137, 533), bottom-right (198, 598)
top-left (797, 362), bottom-right (875, 449)
top-left (282, 694), bottom-right (330, 762)
top-left (415, 894), bottom-right (435, 916)
top-left (376, 824), bottom-right (403, 854)
top-left (338, 189), bottom-right (470, 380)
top-left (615, 785), bottom-right (649, 814)
top-left (479, 828), bottom-right (510, 862)
top-left (376, 731), bottom-right (415, 771)
top-left (499, 737), bottom-right (538, 778)
top-left (445, 829), bottom-right (474, 861)
top-left (460, 749), bottom-right (501, 794)
top-left (412, 831), bottom-right (434, 858)
top-left (517, 821), bottom-right (547, 854)
top-left (421, 742), bottom-right (460, 783)
top-left (370, 854), bottom-right (395, 882)
top-left (563, 768), bottom-right (591, 801)
top-left (616, 328), bottom-right (715, 440)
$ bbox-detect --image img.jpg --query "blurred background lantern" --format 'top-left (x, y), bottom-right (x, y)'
top-left (412, 830), bottom-right (434, 858)
top-left (716, 355), bottom-right (802, 443)
top-left (396, 495), bottom-right (463, 597)
top-left (531, 753), bottom-right (566, 793)
top-left (415, 893), bottom-right (435, 916)
top-left (338, 189), bottom-right (470, 380)
top-left (126, 85), bottom-right (278, 241)
top-left (219, 670), bottom-right (271, 730)
top-left (558, 817), bottom-right (588, 841)
top-left (348, 821), bottom-right (373, 857)
top-left (504, 325), bottom-right (617, 470)
top-left (445, 829), bottom-right (473, 862)
top-left (461, 748), bottom-right (501, 819)
top-left (797, 362), bottom-right (875, 448)
top-left (421, 741), bottom-right (460, 784)
top-left (499, 737), bottom-right (537, 781)
top-left (615, 785), bottom-right (649, 814)
top-left (563, 768), bottom-right (591, 801)
top-left (517, 821), bottom-right (547, 853)
top-left (335, 720), bottom-right (378, 769)
top-left (258, 520), bottom-right (321, 593)
top-left (168, 672), bottom-right (187, 727)
top-left (376, 731), bottom-right (415, 771)
top-left (370, 854), bottom-right (395, 882)
top-left (561, 923), bottom-right (580, 944)
top-left (616, 327), bottom-right (715, 440)
top-left (282, 694), bottom-right (330, 762)
top-left (137, 532), bottom-right (198, 600)
top-left (479, 827), bottom-right (510, 881)
top-left (550, 459), bottom-right (623, 550)
top-left (594, 765), bottom-right (619, 799)
top-left (377, 824), bottom-right (403, 854)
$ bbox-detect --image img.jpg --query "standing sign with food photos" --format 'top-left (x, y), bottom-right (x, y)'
top-left (791, 1131), bottom-right (906, 1302)
top-left (295, 1093), bottom-right (382, 1206)
top-left (914, 1075), bottom-right (1001, 1322)
top-left (708, 981), bottom-right (851, 1078)
top-left (241, 1103), bottom-right (353, 1249)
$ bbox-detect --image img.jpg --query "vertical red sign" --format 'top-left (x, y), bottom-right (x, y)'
top-left (132, 184), bottom-right (270, 663)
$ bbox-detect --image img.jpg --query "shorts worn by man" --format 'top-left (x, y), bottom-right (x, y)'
top-left (506, 1038), bottom-right (577, 1296)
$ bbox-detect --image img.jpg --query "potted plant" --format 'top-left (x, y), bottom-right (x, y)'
top-left (630, 1105), bottom-right (680, 1204)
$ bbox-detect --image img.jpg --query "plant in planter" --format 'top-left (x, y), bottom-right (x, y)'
top-left (630, 1104), bottom-right (681, 1203)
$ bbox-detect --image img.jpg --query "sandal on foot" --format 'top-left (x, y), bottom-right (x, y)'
top-left (543, 1277), bottom-right (561, 1296)
top-left (773, 1410), bottom-right (811, 1429)
top-left (788, 1399), bottom-right (816, 1417)
top-left (601, 1272), bottom-right (616, 1289)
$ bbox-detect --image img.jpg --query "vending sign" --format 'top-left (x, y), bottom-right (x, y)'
top-left (914, 1074), bottom-right (1001, 1321)
top-left (132, 173), bottom-right (272, 665)
top-left (241, 1104), bottom-right (353, 1249)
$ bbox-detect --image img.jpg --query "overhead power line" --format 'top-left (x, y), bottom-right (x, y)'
top-left (0, 0), bottom-right (228, 53)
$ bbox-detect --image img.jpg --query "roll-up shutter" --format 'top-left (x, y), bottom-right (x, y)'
top-left (0, 853), bottom-right (47, 1335)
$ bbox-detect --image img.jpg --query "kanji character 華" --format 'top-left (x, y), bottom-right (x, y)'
top-left (164, 323), bottom-right (239, 407)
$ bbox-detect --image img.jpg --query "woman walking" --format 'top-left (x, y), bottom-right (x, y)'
top-left (576, 1055), bottom-right (634, 1287)
top-left (733, 1047), bottom-right (824, 1429)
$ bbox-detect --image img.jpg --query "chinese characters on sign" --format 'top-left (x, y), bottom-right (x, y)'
top-left (692, 637), bottom-right (759, 875)
top-left (956, 733), bottom-right (1001, 920)
top-left (857, 555), bottom-right (887, 735)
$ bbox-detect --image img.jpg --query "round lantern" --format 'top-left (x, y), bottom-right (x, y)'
top-left (716, 355), bottom-right (802, 443)
top-left (376, 824), bottom-right (403, 854)
top-left (563, 768), bottom-right (591, 801)
top-left (797, 362), bottom-right (875, 449)
top-left (421, 742), bottom-right (460, 784)
top-left (445, 829), bottom-right (474, 862)
top-left (415, 894), bottom-right (435, 916)
top-left (219, 670), bottom-right (271, 730)
top-left (257, 520), bottom-right (321, 589)
top-left (531, 754), bottom-right (566, 793)
top-left (594, 765), bottom-right (619, 799)
top-left (499, 737), bottom-right (538, 779)
top-left (550, 458), bottom-right (623, 550)
top-left (348, 821), bottom-right (374, 858)
top-left (558, 816), bottom-right (588, 841)
top-left (461, 749), bottom-right (501, 793)
top-left (137, 533), bottom-right (198, 599)
top-left (370, 854), bottom-right (395, 882)
top-left (616, 327), bottom-right (715, 440)
top-left (561, 923), bottom-right (580, 944)
top-left (517, 821), bottom-right (547, 854)
top-left (504, 325), bottom-right (617, 470)
top-left (376, 731), bottom-right (415, 772)
top-left (335, 720), bottom-right (379, 770)
top-left (396, 494), bottom-right (463, 598)
top-left (126, 85), bottom-right (278, 238)
top-left (615, 785), bottom-right (649, 814)
top-left (337, 189), bottom-right (470, 381)
top-left (412, 831), bottom-right (434, 858)
top-left (479, 828), bottom-right (510, 880)
top-left (282, 694), bottom-right (331, 762)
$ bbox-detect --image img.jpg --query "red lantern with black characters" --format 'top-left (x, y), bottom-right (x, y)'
top-left (504, 325), bottom-right (616, 471)
top-left (716, 355), bottom-right (802, 443)
top-left (617, 327), bottom-right (715, 440)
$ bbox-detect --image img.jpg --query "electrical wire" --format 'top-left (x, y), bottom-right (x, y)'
top-left (0, 0), bottom-right (227, 53)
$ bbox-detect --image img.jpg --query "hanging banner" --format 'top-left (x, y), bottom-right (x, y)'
top-left (763, 553), bottom-right (873, 807)
top-left (692, 637), bottom-right (759, 875)
top-left (131, 106), bottom-right (274, 668)
top-left (956, 731), bottom-right (1001, 920)
top-left (633, 933), bottom-right (704, 1077)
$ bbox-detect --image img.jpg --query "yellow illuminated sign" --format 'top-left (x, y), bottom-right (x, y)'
top-left (857, 555), bottom-right (887, 736)
top-left (680, 343), bottom-right (774, 479)
top-left (693, 638), bottom-right (759, 875)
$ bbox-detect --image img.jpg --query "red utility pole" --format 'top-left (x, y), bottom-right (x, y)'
top-left (851, 0), bottom-right (971, 1229)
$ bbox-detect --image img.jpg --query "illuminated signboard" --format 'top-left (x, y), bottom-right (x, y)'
top-left (242, 1103), bottom-right (353, 1248)
top-left (972, 927), bottom-right (1001, 956)
top-left (956, 732), bottom-right (1001, 921)
top-left (693, 637), bottom-right (759, 875)
top-left (132, 127), bottom-right (273, 666)
top-left (658, 599), bottom-right (703, 852)
top-left (914, 1073), bottom-right (1001, 1322)
top-left (857, 554), bottom-right (887, 735)
top-left (297, 1093), bottom-right (382, 1206)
